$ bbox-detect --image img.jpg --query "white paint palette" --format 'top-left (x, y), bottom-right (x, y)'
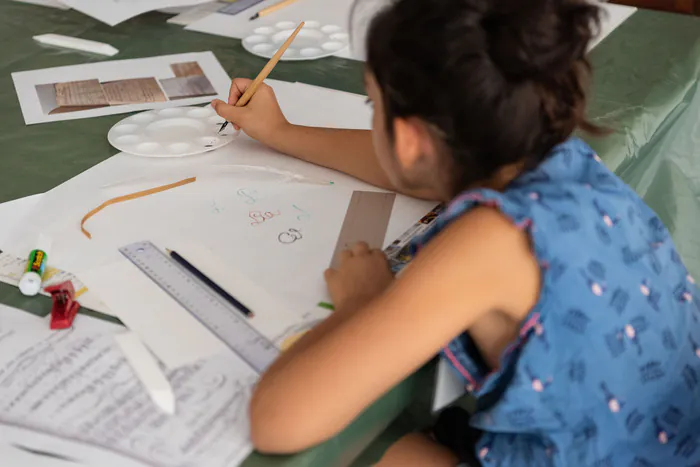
top-left (242, 21), bottom-right (349, 61)
top-left (107, 106), bottom-right (238, 158)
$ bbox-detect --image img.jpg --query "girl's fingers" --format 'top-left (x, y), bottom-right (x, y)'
top-left (339, 250), bottom-right (353, 263)
top-left (228, 78), bottom-right (254, 105)
top-left (352, 242), bottom-right (370, 256)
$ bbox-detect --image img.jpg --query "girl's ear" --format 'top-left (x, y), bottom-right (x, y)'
top-left (393, 117), bottom-right (440, 171)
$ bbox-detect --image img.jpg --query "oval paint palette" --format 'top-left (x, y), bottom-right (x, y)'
top-left (108, 106), bottom-right (238, 158)
top-left (242, 21), bottom-right (349, 61)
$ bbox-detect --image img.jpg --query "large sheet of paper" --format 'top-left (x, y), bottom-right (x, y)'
top-left (0, 304), bottom-right (255, 467)
top-left (59, 0), bottom-right (214, 26)
top-left (168, 2), bottom-right (229, 26)
top-left (80, 258), bottom-right (229, 368)
top-left (186, 1), bottom-right (634, 62)
top-left (3, 80), bottom-right (435, 367)
top-left (12, 52), bottom-right (230, 125)
top-left (589, 3), bottom-right (636, 50)
top-left (0, 442), bottom-right (81, 467)
top-left (186, 0), bottom-right (382, 61)
top-left (0, 195), bottom-right (108, 314)
top-left (12, 0), bottom-right (69, 9)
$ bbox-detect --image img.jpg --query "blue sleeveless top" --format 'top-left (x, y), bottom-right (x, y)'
top-left (410, 138), bottom-right (700, 466)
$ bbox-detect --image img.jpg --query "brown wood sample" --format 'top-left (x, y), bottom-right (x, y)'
top-left (101, 78), bottom-right (167, 105)
top-left (171, 62), bottom-right (205, 77)
top-left (55, 79), bottom-right (108, 107)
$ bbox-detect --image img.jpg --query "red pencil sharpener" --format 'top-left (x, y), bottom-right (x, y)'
top-left (45, 281), bottom-right (80, 330)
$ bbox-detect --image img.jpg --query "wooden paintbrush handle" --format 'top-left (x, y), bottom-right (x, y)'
top-left (236, 21), bottom-right (305, 107)
top-left (258, 0), bottom-right (300, 18)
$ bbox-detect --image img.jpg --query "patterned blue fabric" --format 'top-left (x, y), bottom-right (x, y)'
top-left (411, 138), bottom-right (700, 466)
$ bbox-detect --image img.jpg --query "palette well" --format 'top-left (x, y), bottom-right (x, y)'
top-left (108, 106), bottom-right (238, 158)
top-left (242, 21), bottom-right (349, 61)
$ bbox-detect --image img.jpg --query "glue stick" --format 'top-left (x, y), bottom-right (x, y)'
top-left (19, 234), bottom-right (52, 297)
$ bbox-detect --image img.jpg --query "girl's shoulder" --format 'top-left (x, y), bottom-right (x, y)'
top-left (412, 138), bottom-right (633, 261)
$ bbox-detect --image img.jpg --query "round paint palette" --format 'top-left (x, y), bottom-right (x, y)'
top-left (108, 106), bottom-right (238, 158)
top-left (242, 21), bottom-right (349, 61)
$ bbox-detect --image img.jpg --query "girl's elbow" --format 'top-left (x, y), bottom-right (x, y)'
top-left (249, 388), bottom-right (330, 454)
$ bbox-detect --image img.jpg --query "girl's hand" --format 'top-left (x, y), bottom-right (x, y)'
top-left (324, 242), bottom-right (394, 312)
top-left (211, 78), bottom-right (290, 145)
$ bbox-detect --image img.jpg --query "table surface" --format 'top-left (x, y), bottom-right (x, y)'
top-left (1, 4), bottom-right (700, 467)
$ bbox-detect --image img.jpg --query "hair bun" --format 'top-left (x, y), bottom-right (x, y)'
top-left (482, 0), bottom-right (602, 81)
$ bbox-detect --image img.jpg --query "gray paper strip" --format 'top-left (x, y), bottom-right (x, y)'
top-left (330, 191), bottom-right (396, 269)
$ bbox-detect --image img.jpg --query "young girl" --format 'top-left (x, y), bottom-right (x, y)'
top-left (212, 0), bottom-right (700, 464)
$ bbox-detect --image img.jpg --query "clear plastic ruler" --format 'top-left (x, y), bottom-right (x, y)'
top-left (119, 241), bottom-right (279, 374)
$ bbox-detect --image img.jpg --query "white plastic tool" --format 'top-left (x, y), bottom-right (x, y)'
top-left (33, 34), bottom-right (119, 57)
top-left (108, 106), bottom-right (238, 157)
top-left (242, 20), bottom-right (348, 61)
top-left (115, 331), bottom-right (176, 415)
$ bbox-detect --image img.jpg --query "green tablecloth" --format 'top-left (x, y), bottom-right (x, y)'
top-left (586, 10), bottom-right (700, 277)
top-left (0, 4), bottom-right (699, 466)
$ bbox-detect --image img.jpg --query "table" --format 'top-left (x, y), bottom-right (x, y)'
top-left (1, 4), bottom-right (699, 466)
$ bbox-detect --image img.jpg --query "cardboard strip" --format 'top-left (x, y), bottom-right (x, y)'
top-left (330, 191), bottom-right (396, 269)
top-left (81, 176), bottom-right (196, 239)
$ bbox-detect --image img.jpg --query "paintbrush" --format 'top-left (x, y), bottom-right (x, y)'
top-left (249, 0), bottom-right (299, 21)
top-left (219, 21), bottom-right (304, 133)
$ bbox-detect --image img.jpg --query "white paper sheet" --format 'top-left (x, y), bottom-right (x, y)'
top-left (0, 194), bottom-right (43, 233)
top-left (0, 304), bottom-right (255, 467)
top-left (12, 0), bottom-right (70, 9)
top-left (167, 1), bottom-right (226, 26)
top-left (589, 3), bottom-right (636, 50)
top-left (79, 259), bottom-right (228, 368)
top-left (59, 0), bottom-right (214, 26)
top-left (2, 80), bottom-right (434, 367)
top-left (432, 359), bottom-right (467, 413)
top-left (0, 195), bottom-right (109, 313)
top-left (186, 0), bottom-right (379, 61)
top-left (0, 442), bottom-right (80, 467)
top-left (187, 1), bottom-right (633, 62)
top-left (12, 52), bottom-right (230, 125)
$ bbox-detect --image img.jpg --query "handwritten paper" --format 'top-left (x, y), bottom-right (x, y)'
top-left (0, 442), bottom-right (79, 467)
top-left (101, 78), bottom-right (167, 105)
top-left (0, 304), bottom-right (255, 467)
top-left (54, 79), bottom-right (108, 107)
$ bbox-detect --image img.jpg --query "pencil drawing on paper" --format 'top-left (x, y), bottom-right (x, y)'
top-left (278, 228), bottom-right (303, 244)
top-left (249, 210), bottom-right (280, 226)
top-left (236, 188), bottom-right (258, 205)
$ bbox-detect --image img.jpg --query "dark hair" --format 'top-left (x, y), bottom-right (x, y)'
top-left (361, 0), bottom-right (604, 194)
